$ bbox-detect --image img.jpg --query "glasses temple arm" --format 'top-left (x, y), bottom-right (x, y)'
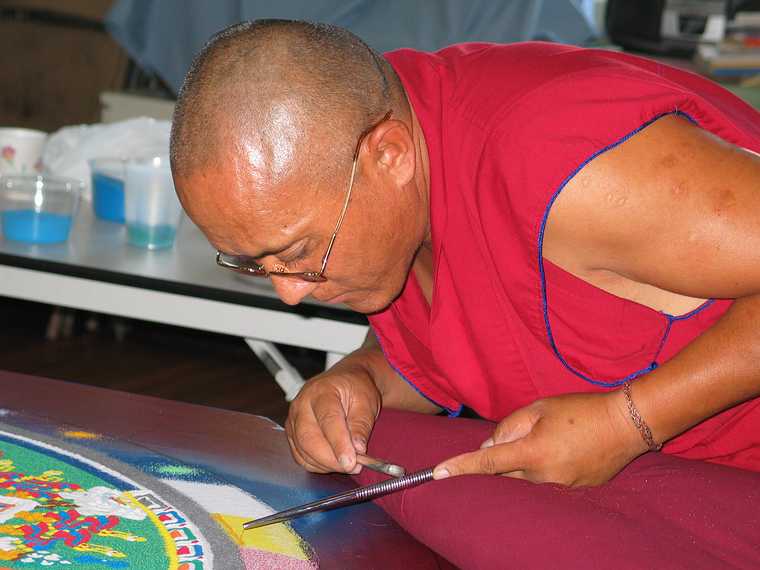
top-left (319, 154), bottom-right (359, 274)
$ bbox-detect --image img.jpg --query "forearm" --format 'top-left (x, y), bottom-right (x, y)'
top-left (629, 294), bottom-right (760, 447)
top-left (338, 329), bottom-right (441, 414)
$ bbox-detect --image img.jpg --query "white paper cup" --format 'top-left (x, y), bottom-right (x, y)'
top-left (0, 128), bottom-right (47, 175)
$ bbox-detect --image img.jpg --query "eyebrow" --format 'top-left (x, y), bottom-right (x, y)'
top-left (243, 238), bottom-right (307, 260)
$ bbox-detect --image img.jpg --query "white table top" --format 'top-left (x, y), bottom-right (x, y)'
top-left (0, 204), bottom-right (364, 324)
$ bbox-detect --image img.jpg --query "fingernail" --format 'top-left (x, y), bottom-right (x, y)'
top-left (339, 455), bottom-right (352, 470)
top-left (350, 464), bottom-right (362, 475)
top-left (433, 467), bottom-right (450, 480)
top-left (480, 438), bottom-right (494, 449)
top-left (353, 437), bottom-right (367, 454)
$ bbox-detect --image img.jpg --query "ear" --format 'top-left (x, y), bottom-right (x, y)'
top-left (364, 120), bottom-right (415, 187)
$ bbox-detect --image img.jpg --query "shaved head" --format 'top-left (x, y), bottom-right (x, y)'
top-left (169, 20), bottom-right (430, 313)
top-left (170, 19), bottom-right (405, 191)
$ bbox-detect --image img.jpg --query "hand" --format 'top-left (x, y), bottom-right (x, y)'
top-left (433, 391), bottom-right (647, 487)
top-left (286, 361), bottom-right (382, 474)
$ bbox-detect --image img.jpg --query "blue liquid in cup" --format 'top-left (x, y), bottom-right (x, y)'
top-left (2, 210), bottom-right (73, 243)
top-left (92, 172), bottom-right (125, 222)
top-left (127, 223), bottom-right (177, 249)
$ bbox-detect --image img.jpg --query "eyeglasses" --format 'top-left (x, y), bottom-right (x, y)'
top-left (216, 110), bottom-right (393, 282)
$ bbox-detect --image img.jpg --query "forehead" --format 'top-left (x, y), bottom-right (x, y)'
top-left (174, 154), bottom-right (326, 255)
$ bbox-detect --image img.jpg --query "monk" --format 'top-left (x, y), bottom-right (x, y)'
top-left (170, 18), bottom-right (760, 567)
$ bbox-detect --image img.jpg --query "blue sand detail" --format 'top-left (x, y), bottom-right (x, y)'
top-left (92, 172), bottom-right (125, 222)
top-left (127, 223), bottom-right (177, 249)
top-left (1, 210), bottom-right (73, 244)
top-left (75, 555), bottom-right (129, 568)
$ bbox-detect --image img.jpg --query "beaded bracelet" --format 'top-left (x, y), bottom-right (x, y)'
top-left (622, 382), bottom-right (662, 452)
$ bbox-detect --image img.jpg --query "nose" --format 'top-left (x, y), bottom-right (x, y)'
top-left (269, 277), bottom-right (319, 305)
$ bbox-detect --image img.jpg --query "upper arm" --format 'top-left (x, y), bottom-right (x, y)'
top-left (547, 114), bottom-right (760, 299)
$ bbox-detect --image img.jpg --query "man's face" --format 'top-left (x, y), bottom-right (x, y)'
top-left (174, 138), bottom-right (423, 314)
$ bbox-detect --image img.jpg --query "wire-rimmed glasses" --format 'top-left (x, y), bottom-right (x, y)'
top-left (215, 110), bottom-right (392, 282)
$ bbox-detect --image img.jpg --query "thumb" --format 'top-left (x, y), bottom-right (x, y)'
top-left (483, 407), bottom-right (540, 448)
top-left (345, 397), bottom-right (378, 455)
top-left (433, 441), bottom-right (526, 480)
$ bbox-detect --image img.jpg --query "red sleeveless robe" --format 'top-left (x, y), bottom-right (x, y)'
top-left (369, 42), bottom-right (760, 471)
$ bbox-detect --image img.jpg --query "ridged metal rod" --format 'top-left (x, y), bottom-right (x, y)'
top-left (243, 467), bottom-right (435, 530)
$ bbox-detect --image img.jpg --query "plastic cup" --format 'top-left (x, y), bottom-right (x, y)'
top-left (0, 128), bottom-right (47, 175)
top-left (124, 155), bottom-right (182, 250)
top-left (0, 174), bottom-right (82, 244)
top-left (90, 158), bottom-right (127, 223)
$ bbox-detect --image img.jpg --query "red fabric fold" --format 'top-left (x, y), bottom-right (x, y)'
top-left (356, 408), bottom-right (760, 569)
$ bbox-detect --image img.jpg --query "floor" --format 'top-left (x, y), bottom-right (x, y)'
top-left (0, 296), bottom-right (326, 426)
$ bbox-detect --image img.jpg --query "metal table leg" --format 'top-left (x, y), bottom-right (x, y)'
top-left (244, 338), bottom-right (306, 402)
top-left (325, 351), bottom-right (344, 370)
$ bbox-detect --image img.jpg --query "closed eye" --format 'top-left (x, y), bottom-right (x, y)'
top-left (277, 248), bottom-right (309, 267)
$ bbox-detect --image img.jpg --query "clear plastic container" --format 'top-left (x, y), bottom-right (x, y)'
top-left (124, 155), bottom-right (182, 249)
top-left (90, 158), bottom-right (127, 223)
top-left (0, 174), bottom-right (82, 244)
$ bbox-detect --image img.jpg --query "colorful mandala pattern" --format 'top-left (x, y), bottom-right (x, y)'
top-left (0, 431), bottom-right (219, 569)
top-left (0, 422), bottom-right (319, 570)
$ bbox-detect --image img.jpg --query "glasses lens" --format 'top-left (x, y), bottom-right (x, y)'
top-left (300, 272), bottom-right (327, 283)
top-left (217, 252), bottom-right (267, 276)
top-left (268, 270), bottom-right (326, 282)
top-left (235, 265), bottom-right (268, 276)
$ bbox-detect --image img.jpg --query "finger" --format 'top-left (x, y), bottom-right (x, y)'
top-left (433, 441), bottom-right (527, 480)
top-left (285, 409), bottom-right (329, 471)
top-left (345, 395), bottom-right (378, 455)
top-left (288, 405), bottom-right (350, 472)
top-left (285, 428), bottom-right (319, 472)
top-left (292, 420), bottom-right (347, 472)
top-left (352, 437), bottom-right (367, 455)
top-left (485, 407), bottom-right (541, 447)
top-left (312, 393), bottom-right (357, 472)
top-left (287, 433), bottom-right (331, 474)
top-left (502, 469), bottom-right (529, 481)
top-left (285, 413), bottom-right (309, 466)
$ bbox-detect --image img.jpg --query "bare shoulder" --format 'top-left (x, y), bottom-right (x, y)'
top-left (543, 114), bottom-right (760, 302)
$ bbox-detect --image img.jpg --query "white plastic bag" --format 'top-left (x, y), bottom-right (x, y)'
top-left (42, 117), bottom-right (171, 200)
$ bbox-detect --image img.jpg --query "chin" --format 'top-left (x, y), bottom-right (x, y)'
top-left (351, 286), bottom-right (407, 314)
top-left (342, 269), bottom-right (411, 314)
top-left (346, 297), bottom-right (391, 315)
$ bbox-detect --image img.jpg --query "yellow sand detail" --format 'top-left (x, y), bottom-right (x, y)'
top-left (15, 512), bottom-right (54, 524)
top-left (0, 536), bottom-right (31, 560)
top-left (123, 492), bottom-right (179, 568)
top-left (99, 529), bottom-right (147, 543)
top-left (73, 543), bottom-right (126, 558)
top-left (212, 513), bottom-right (309, 560)
top-left (18, 470), bottom-right (63, 483)
top-left (61, 430), bottom-right (100, 440)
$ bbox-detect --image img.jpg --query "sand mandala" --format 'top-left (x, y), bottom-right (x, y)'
top-left (0, 427), bottom-right (316, 569)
